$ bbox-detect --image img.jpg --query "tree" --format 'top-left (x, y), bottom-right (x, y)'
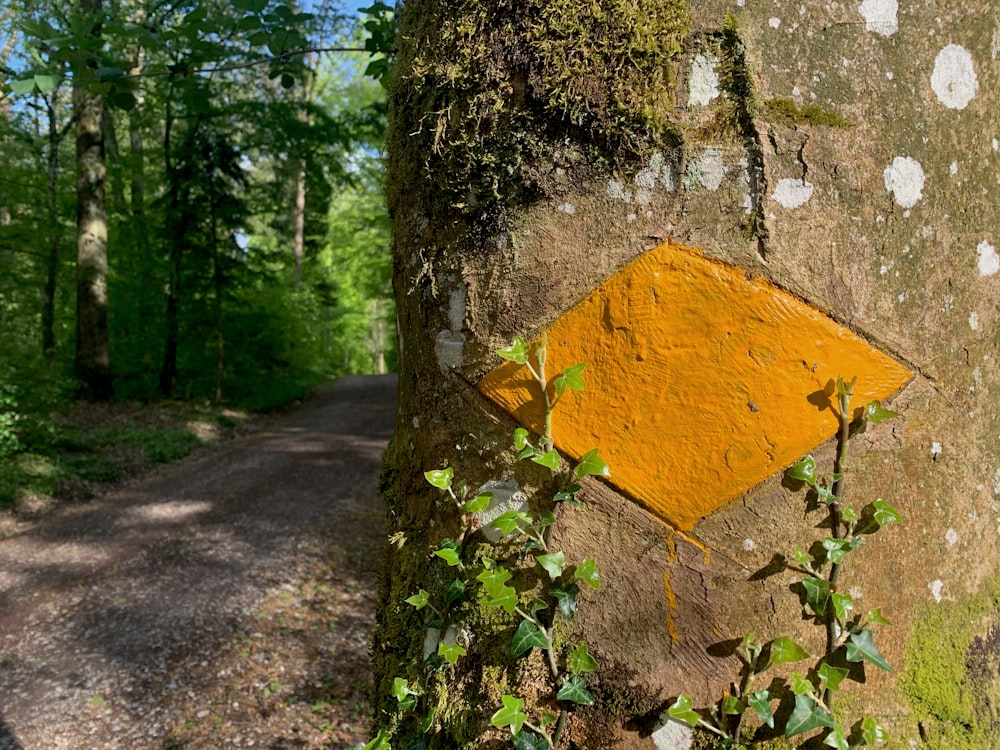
top-left (372, 1), bottom-right (1000, 748)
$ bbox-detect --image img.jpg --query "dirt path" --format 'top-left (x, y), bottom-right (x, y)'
top-left (0, 375), bottom-right (397, 750)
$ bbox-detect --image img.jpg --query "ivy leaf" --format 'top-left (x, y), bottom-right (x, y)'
top-left (536, 552), bottom-right (566, 580)
top-left (405, 589), bottom-right (429, 610)
top-left (362, 728), bottom-right (392, 750)
top-left (818, 663), bottom-right (850, 693)
top-left (823, 726), bottom-right (849, 750)
top-left (802, 577), bottom-right (830, 616)
top-left (434, 548), bottom-right (461, 567)
top-left (748, 690), bottom-right (774, 728)
top-left (865, 401), bottom-right (899, 425)
top-left (789, 673), bottom-right (815, 695)
top-left (393, 677), bottom-right (415, 700)
top-left (556, 675), bottom-right (594, 705)
top-left (841, 505), bottom-right (858, 523)
top-left (513, 428), bottom-right (531, 451)
top-left (667, 694), bottom-right (700, 727)
top-left (822, 538), bottom-right (855, 565)
top-left (721, 694), bottom-right (743, 715)
top-left (550, 584), bottom-right (580, 619)
top-left (872, 499), bottom-right (901, 527)
top-left (446, 579), bottom-right (468, 605)
top-left (568, 643), bottom-right (598, 674)
top-left (511, 620), bottom-right (549, 657)
top-left (554, 363), bottom-right (586, 396)
top-left (537, 510), bottom-right (557, 528)
top-left (769, 636), bottom-right (810, 667)
top-left (785, 693), bottom-right (835, 738)
top-left (477, 567), bottom-right (518, 613)
top-left (846, 629), bottom-right (893, 672)
top-left (792, 545), bottom-right (814, 567)
top-left (575, 558), bottom-right (600, 590)
top-left (491, 694), bottom-right (528, 735)
top-left (861, 716), bottom-right (889, 744)
top-left (513, 731), bottom-right (550, 750)
top-left (831, 593), bottom-right (854, 622)
top-left (437, 641), bottom-right (466, 665)
top-left (464, 492), bottom-right (492, 514)
top-left (787, 454), bottom-right (817, 484)
top-left (497, 337), bottom-right (529, 365)
top-left (553, 484), bottom-right (580, 504)
top-left (866, 608), bottom-right (892, 626)
top-left (492, 510), bottom-right (531, 537)
top-left (485, 590), bottom-right (519, 614)
top-left (424, 468), bottom-right (453, 490)
top-left (574, 448), bottom-right (610, 479)
top-left (532, 449), bottom-right (561, 471)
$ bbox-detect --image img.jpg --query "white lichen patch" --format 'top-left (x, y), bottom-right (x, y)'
top-left (652, 716), bottom-right (694, 750)
top-left (945, 528), bottom-right (959, 546)
top-left (556, 202), bottom-right (575, 215)
top-left (931, 44), bottom-right (979, 110)
top-left (772, 178), bottom-right (814, 208)
top-left (769, 17), bottom-right (781, 28)
top-left (994, 467), bottom-right (1000, 495)
top-left (977, 240), bottom-right (999, 276)
top-left (742, 538), bottom-right (756, 551)
top-left (688, 54), bottom-right (720, 107)
top-left (929, 579), bottom-right (944, 602)
top-left (931, 441), bottom-right (943, 457)
top-left (859, 0), bottom-right (898, 36)
top-left (883, 156), bottom-right (925, 208)
top-left (688, 147), bottom-right (725, 191)
top-left (970, 311), bottom-right (980, 331)
top-left (607, 179), bottom-right (633, 204)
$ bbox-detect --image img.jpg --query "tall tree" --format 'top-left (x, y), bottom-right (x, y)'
top-left (372, 1), bottom-right (1000, 748)
top-left (72, 0), bottom-right (112, 399)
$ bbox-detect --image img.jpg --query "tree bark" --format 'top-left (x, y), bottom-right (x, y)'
top-left (373, 1), bottom-right (1000, 748)
top-left (73, 0), bottom-right (113, 400)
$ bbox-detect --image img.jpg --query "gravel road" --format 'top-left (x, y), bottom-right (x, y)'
top-left (0, 375), bottom-right (396, 750)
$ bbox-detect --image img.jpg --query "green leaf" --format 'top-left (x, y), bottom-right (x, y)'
top-left (842, 505), bottom-right (858, 523)
top-left (553, 485), bottom-right (580, 504)
top-left (33, 75), bottom-right (56, 93)
top-left (529, 597), bottom-right (549, 616)
top-left (434, 548), bottom-right (461, 567)
top-left (554, 363), bottom-right (586, 396)
top-left (550, 584), bottom-right (580, 619)
top-left (556, 675), bottom-right (594, 705)
top-left (818, 663), bottom-right (850, 692)
top-left (424, 468), bottom-right (453, 490)
top-left (513, 731), bottom-right (550, 750)
top-left (437, 641), bottom-right (466, 665)
top-left (463, 492), bottom-right (492, 514)
top-left (748, 690), bottom-right (774, 728)
top-left (785, 693), bottom-right (836, 738)
top-left (497, 337), bottom-right (529, 365)
top-left (721, 694), bottom-right (743, 715)
top-left (574, 448), bottom-right (610, 479)
top-left (492, 510), bottom-right (531, 537)
top-left (9, 78), bottom-right (36, 95)
top-left (769, 636), bottom-right (810, 667)
top-left (824, 726), bottom-right (849, 750)
top-left (536, 551), bottom-right (566, 580)
top-left (538, 510), bottom-right (557, 528)
top-left (362, 728), bottom-right (392, 750)
top-left (802, 577), bottom-right (830, 615)
top-left (532, 449), bottom-right (561, 471)
top-left (568, 643), bottom-right (598, 674)
top-left (491, 695), bottom-right (528, 735)
top-left (575, 558), bottom-right (600, 590)
top-left (787, 454), bottom-right (817, 484)
top-left (866, 608), bottom-right (891, 626)
top-left (790, 673), bottom-right (815, 695)
top-left (513, 428), bottom-right (530, 451)
top-left (405, 589), bottom-right (429, 610)
top-left (792, 545), bottom-right (814, 567)
top-left (446, 579), bottom-right (467, 605)
top-left (823, 537), bottom-right (854, 565)
top-left (392, 677), bottom-right (414, 700)
top-left (861, 716), bottom-right (889, 744)
top-left (831, 593), bottom-right (854, 622)
top-left (872, 498), bottom-right (901, 527)
top-left (846, 629), bottom-right (893, 672)
top-left (667, 694), bottom-right (700, 727)
top-left (511, 620), bottom-right (549, 657)
top-left (477, 567), bottom-right (518, 613)
top-left (865, 401), bottom-right (899, 425)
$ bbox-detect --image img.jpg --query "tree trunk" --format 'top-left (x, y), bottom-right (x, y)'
top-left (73, 0), bottom-right (113, 400)
top-left (42, 93), bottom-right (63, 357)
top-left (372, 1), bottom-right (1000, 749)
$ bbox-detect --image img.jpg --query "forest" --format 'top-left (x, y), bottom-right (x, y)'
top-left (0, 0), bottom-right (396, 506)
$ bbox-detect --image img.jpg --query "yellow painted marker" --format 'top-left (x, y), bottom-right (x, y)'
top-left (479, 241), bottom-right (912, 530)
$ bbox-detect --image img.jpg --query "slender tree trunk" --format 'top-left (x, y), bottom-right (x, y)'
top-left (292, 162), bottom-right (306, 288)
top-left (73, 0), bottom-right (113, 400)
top-left (158, 105), bottom-right (179, 397)
top-left (211, 214), bottom-right (224, 406)
top-left (372, 1), bottom-right (1000, 749)
top-left (42, 93), bottom-right (63, 357)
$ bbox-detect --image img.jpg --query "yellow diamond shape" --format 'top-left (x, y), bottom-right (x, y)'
top-left (479, 241), bottom-right (912, 530)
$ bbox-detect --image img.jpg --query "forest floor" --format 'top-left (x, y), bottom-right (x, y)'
top-left (0, 375), bottom-right (396, 750)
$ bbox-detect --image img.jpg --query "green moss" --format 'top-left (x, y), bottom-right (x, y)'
top-left (899, 579), bottom-right (1000, 748)
top-left (763, 97), bottom-right (853, 128)
top-left (387, 0), bottom-right (690, 221)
